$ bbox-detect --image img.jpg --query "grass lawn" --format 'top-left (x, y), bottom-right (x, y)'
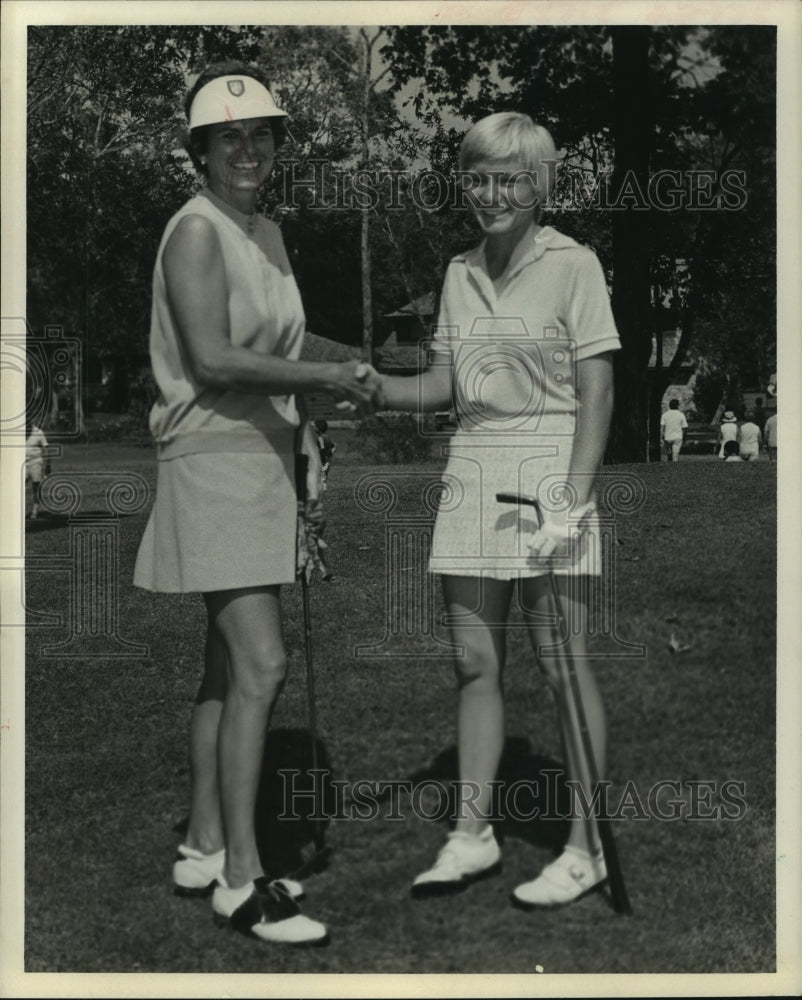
top-left (20, 440), bottom-right (779, 979)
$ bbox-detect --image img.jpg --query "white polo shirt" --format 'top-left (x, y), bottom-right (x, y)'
top-left (660, 408), bottom-right (688, 442)
top-left (432, 226), bottom-right (621, 437)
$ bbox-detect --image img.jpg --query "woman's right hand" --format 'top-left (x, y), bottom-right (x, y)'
top-left (329, 362), bottom-right (383, 408)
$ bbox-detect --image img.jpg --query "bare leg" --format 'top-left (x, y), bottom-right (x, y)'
top-left (521, 574), bottom-right (606, 855)
top-left (184, 624), bottom-right (227, 855)
top-left (443, 575), bottom-right (514, 836)
top-left (205, 586), bottom-right (288, 889)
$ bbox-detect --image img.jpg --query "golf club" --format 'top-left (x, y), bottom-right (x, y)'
top-left (292, 452), bottom-right (331, 879)
top-left (496, 490), bottom-right (632, 915)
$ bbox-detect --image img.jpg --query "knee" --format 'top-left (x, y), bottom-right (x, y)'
top-left (229, 647), bottom-right (288, 701)
top-left (453, 648), bottom-right (501, 689)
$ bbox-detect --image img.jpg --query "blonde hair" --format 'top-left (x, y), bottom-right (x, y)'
top-left (459, 112), bottom-right (557, 207)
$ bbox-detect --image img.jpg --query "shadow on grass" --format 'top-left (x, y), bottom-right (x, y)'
top-left (25, 511), bottom-right (137, 533)
top-left (173, 727), bottom-right (336, 882)
top-left (255, 727), bottom-right (336, 880)
top-left (25, 513), bottom-right (72, 533)
top-left (389, 736), bottom-right (572, 852)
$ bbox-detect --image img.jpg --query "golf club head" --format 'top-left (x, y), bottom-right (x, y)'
top-left (495, 492), bottom-right (543, 527)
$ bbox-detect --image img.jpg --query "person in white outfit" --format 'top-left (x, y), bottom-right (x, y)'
top-left (133, 61), bottom-right (380, 947)
top-left (763, 411), bottom-right (777, 461)
top-left (659, 399), bottom-right (687, 462)
top-left (738, 413), bottom-right (762, 461)
top-left (25, 420), bottom-right (49, 519)
top-left (717, 411), bottom-right (738, 458)
top-left (376, 112), bottom-right (620, 910)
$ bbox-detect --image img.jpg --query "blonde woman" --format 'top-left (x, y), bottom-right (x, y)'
top-left (377, 112), bottom-right (621, 909)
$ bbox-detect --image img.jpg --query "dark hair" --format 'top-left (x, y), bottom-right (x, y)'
top-left (182, 61), bottom-right (287, 174)
top-left (723, 440), bottom-right (740, 457)
top-left (315, 420), bottom-right (328, 434)
top-left (669, 399), bottom-right (680, 409)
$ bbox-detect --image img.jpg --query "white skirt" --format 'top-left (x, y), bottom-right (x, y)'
top-left (430, 433), bottom-right (601, 580)
top-left (133, 449), bottom-right (297, 593)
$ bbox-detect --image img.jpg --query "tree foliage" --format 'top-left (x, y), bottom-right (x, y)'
top-left (26, 24), bottom-right (434, 387)
top-left (381, 23), bottom-right (776, 456)
top-left (26, 23), bottom-right (775, 448)
top-left (27, 26), bottom-right (262, 405)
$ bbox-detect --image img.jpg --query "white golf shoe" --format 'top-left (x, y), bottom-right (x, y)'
top-left (512, 845), bottom-right (607, 909)
top-left (411, 827), bottom-right (501, 898)
top-left (173, 844), bottom-right (303, 900)
top-left (212, 876), bottom-right (328, 946)
top-left (172, 844), bottom-right (226, 897)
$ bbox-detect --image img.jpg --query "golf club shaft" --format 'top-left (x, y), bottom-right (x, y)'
top-left (496, 492), bottom-right (632, 914)
top-left (296, 452), bottom-right (325, 854)
top-left (301, 573), bottom-right (326, 853)
top-left (546, 574), bottom-right (632, 914)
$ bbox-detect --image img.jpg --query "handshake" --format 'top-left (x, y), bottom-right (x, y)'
top-left (331, 361), bottom-right (386, 415)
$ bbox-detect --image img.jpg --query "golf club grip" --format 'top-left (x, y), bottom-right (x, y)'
top-left (496, 492), bottom-right (540, 518)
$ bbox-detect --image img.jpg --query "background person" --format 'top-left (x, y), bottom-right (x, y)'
top-left (25, 419), bottom-right (50, 519)
top-left (133, 61), bottom-right (380, 947)
top-left (738, 412), bottom-right (762, 461)
top-left (376, 112), bottom-right (620, 910)
top-left (751, 396), bottom-right (767, 434)
top-left (722, 440), bottom-right (744, 462)
top-left (763, 409), bottom-right (777, 461)
top-left (717, 410), bottom-right (739, 458)
top-left (659, 398), bottom-right (687, 463)
top-left (314, 419), bottom-right (337, 492)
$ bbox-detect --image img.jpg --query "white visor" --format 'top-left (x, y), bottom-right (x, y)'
top-left (188, 75), bottom-right (288, 129)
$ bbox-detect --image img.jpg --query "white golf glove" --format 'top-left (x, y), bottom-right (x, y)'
top-left (527, 500), bottom-right (597, 562)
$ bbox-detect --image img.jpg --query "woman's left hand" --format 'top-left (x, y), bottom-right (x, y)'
top-left (334, 363), bottom-right (384, 415)
top-left (527, 501), bottom-right (597, 562)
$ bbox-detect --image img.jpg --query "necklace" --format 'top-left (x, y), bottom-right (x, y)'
top-left (200, 186), bottom-right (260, 236)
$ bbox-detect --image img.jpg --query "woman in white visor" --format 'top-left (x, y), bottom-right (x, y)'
top-left (134, 62), bottom-right (380, 946)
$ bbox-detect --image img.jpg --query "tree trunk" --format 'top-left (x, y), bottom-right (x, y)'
top-left (648, 328), bottom-right (666, 463)
top-left (360, 31), bottom-right (374, 366)
top-left (607, 26), bottom-right (652, 464)
top-left (361, 209), bottom-right (373, 367)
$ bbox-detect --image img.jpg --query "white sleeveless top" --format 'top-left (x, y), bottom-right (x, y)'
top-left (148, 188), bottom-right (305, 459)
